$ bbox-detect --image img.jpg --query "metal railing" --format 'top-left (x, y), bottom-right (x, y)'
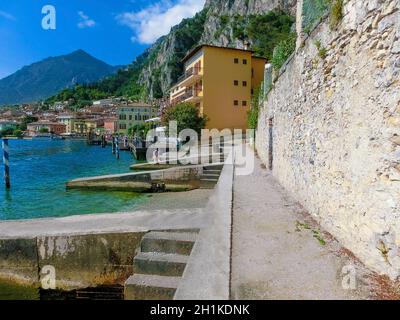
top-left (177, 66), bottom-right (202, 83)
top-left (173, 88), bottom-right (203, 104)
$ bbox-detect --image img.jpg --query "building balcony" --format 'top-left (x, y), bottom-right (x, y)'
top-left (184, 89), bottom-right (203, 103)
top-left (177, 66), bottom-right (202, 87)
top-left (170, 86), bottom-right (186, 99)
top-left (170, 88), bottom-right (203, 106)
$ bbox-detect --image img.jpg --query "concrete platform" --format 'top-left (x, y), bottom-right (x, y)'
top-left (0, 209), bottom-right (207, 239)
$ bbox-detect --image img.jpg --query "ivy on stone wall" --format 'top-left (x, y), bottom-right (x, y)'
top-left (247, 85), bottom-right (262, 129)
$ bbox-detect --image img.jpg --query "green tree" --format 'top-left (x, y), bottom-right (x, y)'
top-left (129, 122), bottom-right (156, 139)
top-left (19, 116), bottom-right (38, 131)
top-left (162, 102), bottom-right (208, 136)
top-left (245, 10), bottom-right (295, 60)
top-left (39, 128), bottom-right (49, 134)
top-left (0, 128), bottom-right (14, 138)
top-left (13, 129), bottom-right (24, 138)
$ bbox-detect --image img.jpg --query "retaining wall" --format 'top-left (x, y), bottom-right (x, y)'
top-left (0, 232), bottom-right (144, 290)
top-left (256, 0), bottom-right (400, 278)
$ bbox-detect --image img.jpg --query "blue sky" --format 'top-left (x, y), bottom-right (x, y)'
top-left (0, 0), bottom-right (205, 79)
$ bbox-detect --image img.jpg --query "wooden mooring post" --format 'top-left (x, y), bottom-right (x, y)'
top-left (2, 139), bottom-right (10, 189)
top-left (112, 136), bottom-right (116, 154)
top-left (115, 136), bottom-right (120, 160)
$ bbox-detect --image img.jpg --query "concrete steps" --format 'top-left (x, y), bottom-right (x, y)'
top-left (201, 173), bottom-right (220, 179)
top-left (133, 252), bottom-right (188, 277)
top-left (124, 274), bottom-right (180, 300)
top-left (203, 164), bottom-right (224, 171)
top-left (200, 165), bottom-right (223, 189)
top-left (141, 231), bottom-right (197, 255)
top-left (200, 180), bottom-right (219, 189)
top-left (203, 169), bottom-right (222, 174)
top-left (200, 178), bottom-right (219, 183)
top-left (124, 230), bottom-right (198, 300)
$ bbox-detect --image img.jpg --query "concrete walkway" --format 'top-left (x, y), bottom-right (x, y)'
top-left (231, 147), bottom-right (376, 300)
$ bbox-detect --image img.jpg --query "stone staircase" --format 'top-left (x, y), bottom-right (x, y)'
top-left (200, 164), bottom-right (223, 189)
top-left (124, 229), bottom-right (198, 300)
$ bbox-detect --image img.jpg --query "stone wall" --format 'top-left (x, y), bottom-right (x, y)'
top-left (0, 232), bottom-right (144, 290)
top-left (256, 0), bottom-right (400, 278)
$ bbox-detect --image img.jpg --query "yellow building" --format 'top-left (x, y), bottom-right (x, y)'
top-left (73, 118), bottom-right (104, 135)
top-left (117, 103), bottom-right (155, 135)
top-left (170, 45), bottom-right (267, 131)
top-left (57, 115), bottom-right (76, 134)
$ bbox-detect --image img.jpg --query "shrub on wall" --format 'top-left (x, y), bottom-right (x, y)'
top-left (271, 33), bottom-right (297, 71)
top-left (315, 40), bottom-right (328, 59)
top-left (247, 85), bottom-right (262, 129)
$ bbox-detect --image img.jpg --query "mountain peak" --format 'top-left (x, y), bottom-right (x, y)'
top-left (0, 50), bottom-right (121, 105)
top-left (70, 49), bottom-right (90, 57)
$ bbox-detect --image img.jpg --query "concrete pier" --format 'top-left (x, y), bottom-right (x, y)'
top-left (67, 164), bottom-right (223, 192)
top-left (0, 208), bottom-right (208, 290)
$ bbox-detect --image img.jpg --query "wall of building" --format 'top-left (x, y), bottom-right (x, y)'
top-left (117, 106), bottom-right (152, 134)
top-left (251, 57), bottom-right (267, 93)
top-left (204, 47), bottom-right (254, 130)
top-left (256, 0), bottom-right (400, 278)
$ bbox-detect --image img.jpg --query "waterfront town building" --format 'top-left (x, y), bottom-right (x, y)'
top-left (117, 103), bottom-right (155, 135)
top-left (93, 98), bottom-right (120, 108)
top-left (169, 45), bottom-right (266, 131)
top-left (49, 101), bottom-right (68, 112)
top-left (57, 114), bottom-right (76, 135)
top-left (27, 121), bottom-right (66, 136)
top-left (103, 118), bottom-right (118, 134)
top-left (0, 120), bottom-right (19, 131)
top-left (73, 118), bottom-right (104, 135)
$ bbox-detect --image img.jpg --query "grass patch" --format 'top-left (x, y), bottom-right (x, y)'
top-left (312, 230), bottom-right (327, 245)
top-left (329, 0), bottom-right (344, 30)
top-left (315, 40), bottom-right (328, 59)
top-left (296, 221), bottom-right (326, 246)
top-left (0, 279), bottom-right (39, 300)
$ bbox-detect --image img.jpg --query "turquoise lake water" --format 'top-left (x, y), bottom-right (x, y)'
top-left (0, 139), bottom-right (147, 220)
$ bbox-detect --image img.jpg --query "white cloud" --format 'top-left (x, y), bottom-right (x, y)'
top-left (117, 0), bottom-right (205, 44)
top-left (77, 11), bottom-right (96, 29)
top-left (0, 10), bottom-right (16, 21)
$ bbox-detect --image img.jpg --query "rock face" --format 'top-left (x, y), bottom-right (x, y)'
top-left (256, 0), bottom-right (400, 278)
top-left (138, 0), bottom-right (297, 97)
top-left (205, 0), bottom-right (297, 14)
